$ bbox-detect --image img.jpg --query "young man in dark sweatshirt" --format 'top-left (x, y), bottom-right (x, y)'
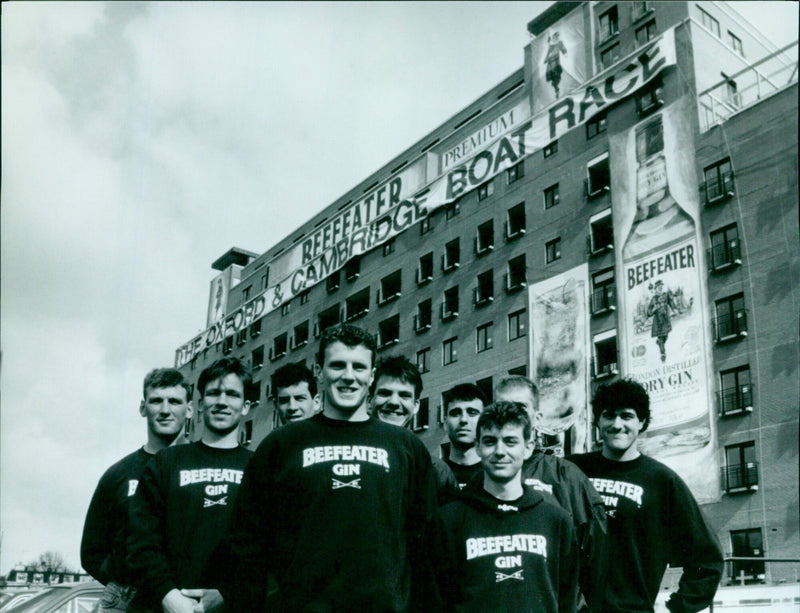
top-left (81, 368), bottom-right (192, 613)
top-left (219, 324), bottom-right (438, 612)
top-left (273, 362), bottom-right (320, 426)
top-left (127, 358), bottom-right (254, 613)
top-left (431, 401), bottom-right (579, 612)
top-left (569, 378), bottom-right (723, 612)
top-left (495, 374), bottom-right (608, 613)
top-left (443, 383), bottom-right (487, 489)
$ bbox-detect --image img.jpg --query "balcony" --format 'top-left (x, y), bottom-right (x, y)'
top-left (717, 384), bottom-right (754, 417)
top-left (703, 172), bottom-right (736, 205)
top-left (441, 303), bottom-right (459, 322)
top-left (504, 273), bottom-right (526, 294)
top-left (474, 237), bottom-right (494, 257)
top-left (707, 239), bottom-right (742, 271)
top-left (377, 289), bottom-right (401, 307)
top-left (592, 359), bottom-right (619, 379)
top-left (472, 288), bottom-right (493, 308)
top-left (591, 285), bottom-right (617, 315)
top-left (413, 314), bottom-right (432, 334)
top-left (504, 222), bottom-right (526, 242)
top-left (416, 268), bottom-right (433, 286)
top-left (344, 307), bottom-right (368, 322)
top-left (713, 310), bottom-right (748, 341)
top-left (722, 462), bottom-right (759, 493)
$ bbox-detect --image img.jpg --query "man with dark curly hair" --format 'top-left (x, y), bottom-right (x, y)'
top-left (569, 378), bottom-right (722, 613)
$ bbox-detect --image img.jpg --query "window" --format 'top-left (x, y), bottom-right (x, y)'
top-left (420, 216), bottom-right (433, 235)
top-left (505, 203), bottom-right (526, 239)
top-left (544, 184), bottom-right (560, 209)
top-left (728, 31), bottom-right (744, 56)
top-left (443, 337), bottom-right (458, 365)
top-left (293, 320), bottom-right (309, 349)
top-left (730, 529), bottom-right (764, 581)
top-left (443, 238), bottom-right (460, 271)
top-left (704, 158), bottom-right (735, 203)
top-left (724, 442), bottom-right (758, 492)
top-left (222, 336), bottom-right (233, 354)
top-left (242, 285), bottom-right (252, 301)
top-left (598, 6), bottom-right (619, 42)
top-left (636, 85), bottom-right (664, 117)
top-left (250, 319), bottom-right (262, 338)
top-left (261, 271), bottom-right (269, 290)
top-left (251, 346), bottom-right (264, 370)
top-left (545, 237), bottom-right (561, 264)
top-left (593, 331), bottom-right (618, 378)
top-left (505, 255), bottom-right (527, 292)
top-left (718, 365), bottom-right (753, 416)
top-left (416, 348), bottom-right (431, 373)
top-left (508, 365), bottom-right (527, 377)
top-left (417, 252), bottom-right (434, 284)
top-left (506, 161), bottom-right (524, 184)
top-left (508, 309), bottom-right (527, 341)
top-left (708, 224), bottom-right (741, 271)
top-left (378, 315), bottom-right (400, 349)
top-left (271, 333), bottom-right (288, 361)
top-left (476, 322), bottom-right (493, 353)
top-left (474, 270), bottom-right (494, 306)
top-left (281, 303), bottom-right (291, 316)
top-left (714, 294), bottom-right (747, 340)
top-left (326, 271), bottom-right (341, 293)
top-left (415, 299), bottom-right (432, 333)
top-left (543, 140), bottom-right (558, 158)
top-left (442, 287), bottom-right (459, 320)
top-left (587, 153), bottom-right (611, 196)
top-left (236, 330), bottom-right (247, 346)
top-left (378, 270), bottom-right (402, 305)
top-left (239, 420), bottom-right (253, 446)
top-left (345, 288), bottom-right (370, 321)
top-left (698, 6), bottom-right (720, 37)
top-left (635, 20), bottom-right (657, 46)
top-left (477, 180), bottom-right (495, 201)
top-left (632, 1), bottom-right (653, 20)
top-left (413, 398), bottom-right (430, 431)
top-left (591, 268), bottom-right (616, 315)
top-left (345, 257), bottom-right (360, 282)
top-left (475, 220), bottom-right (494, 256)
top-left (600, 44), bottom-right (620, 70)
top-left (317, 304), bottom-right (341, 337)
top-left (445, 201), bottom-right (460, 220)
top-left (299, 290), bottom-right (310, 305)
top-left (383, 238), bottom-right (396, 256)
top-left (589, 210), bottom-right (614, 254)
top-left (586, 114), bottom-right (607, 139)
top-left (476, 376), bottom-right (494, 404)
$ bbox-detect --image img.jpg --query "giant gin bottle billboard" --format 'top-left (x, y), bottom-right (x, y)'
top-left (611, 96), bottom-right (720, 503)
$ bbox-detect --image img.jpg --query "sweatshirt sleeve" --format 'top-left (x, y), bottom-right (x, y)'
top-left (561, 460), bottom-right (609, 613)
top-left (217, 443), bottom-right (273, 611)
top-left (665, 476), bottom-right (723, 613)
top-left (126, 455), bottom-right (177, 604)
top-left (558, 515), bottom-right (580, 613)
top-left (80, 471), bottom-right (116, 583)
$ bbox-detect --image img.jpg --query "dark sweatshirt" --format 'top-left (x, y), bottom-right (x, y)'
top-left (522, 451), bottom-right (608, 612)
top-left (569, 452), bottom-right (723, 613)
top-left (218, 414), bottom-right (438, 612)
top-left (430, 480), bottom-right (579, 613)
top-left (81, 447), bottom-right (153, 586)
top-left (126, 441), bottom-right (252, 608)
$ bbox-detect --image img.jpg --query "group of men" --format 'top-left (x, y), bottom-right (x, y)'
top-left (82, 323), bottom-right (722, 612)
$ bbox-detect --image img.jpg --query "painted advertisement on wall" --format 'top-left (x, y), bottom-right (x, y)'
top-left (529, 8), bottom-right (587, 114)
top-left (528, 264), bottom-right (592, 455)
top-left (206, 271), bottom-right (229, 328)
top-left (610, 95), bottom-right (720, 503)
top-left (176, 30), bottom-right (678, 367)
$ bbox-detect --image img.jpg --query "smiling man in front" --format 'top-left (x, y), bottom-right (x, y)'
top-left (569, 379), bottom-right (722, 613)
top-left (430, 402), bottom-right (579, 612)
top-left (126, 358), bottom-right (253, 613)
top-left (220, 324), bottom-right (438, 611)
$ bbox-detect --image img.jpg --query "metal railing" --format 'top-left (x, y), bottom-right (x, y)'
top-left (717, 384), bottom-right (753, 416)
top-left (722, 462), bottom-right (759, 491)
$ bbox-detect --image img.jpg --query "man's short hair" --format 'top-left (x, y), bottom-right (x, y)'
top-left (443, 383), bottom-right (487, 409)
top-left (273, 363), bottom-right (317, 400)
top-left (371, 356), bottom-right (423, 399)
top-left (592, 378), bottom-right (651, 431)
top-left (143, 368), bottom-right (191, 401)
top-left (477, 401), bottom-right (532, 441)
top-left (495, 375), bottom-right (539, 407)
top-left (198, 357), bottom-right (253, 398)
top-left (316, 324), bottom-right (377, 367)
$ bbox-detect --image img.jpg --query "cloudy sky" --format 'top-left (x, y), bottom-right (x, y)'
top-left (1, 1), bottom-right (797, 573)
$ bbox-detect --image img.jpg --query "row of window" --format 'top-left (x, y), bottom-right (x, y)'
top-left (697, 5), bottom-right (745, 57)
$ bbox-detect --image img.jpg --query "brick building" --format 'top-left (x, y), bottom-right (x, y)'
top-left (174, 2), bottom-right (798, 587)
